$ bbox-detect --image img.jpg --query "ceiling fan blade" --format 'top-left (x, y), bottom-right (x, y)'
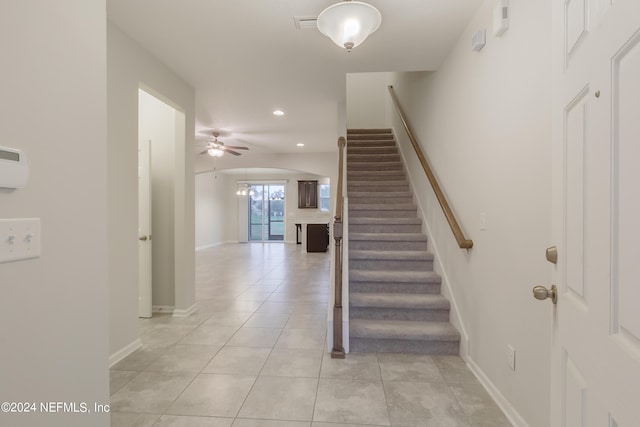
top-left (223, 148), bottom-right (242, 156)
top-left (199, 150), bottom-right (208, 155)
top-left (225, 146), bottom-right (249, 150)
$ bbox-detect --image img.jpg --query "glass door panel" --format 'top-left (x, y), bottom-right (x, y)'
top-left (248, 184), bottom-right (285, 242)
top-left (268, 185), bottom-right (284, 241)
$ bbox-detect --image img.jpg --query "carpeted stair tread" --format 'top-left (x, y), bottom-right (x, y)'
top-left (349, 191), bottom-right (413, 198)
top-left (351, 293), bottom-right (450, 309)
top-left (350, 232), bottom-right (427, 241)
top-left (350, 319), bottom-right (460, 342)
top-left (350, 203), bottom-right (417, 210)
top-left (350, 217), bottom-right (421, 225)
top-left (350, 250), bottom-right (433, 261)
top-left (350, 269), bottom-right (441, 283)
top-left (348, 128), bottom-right (393, 134)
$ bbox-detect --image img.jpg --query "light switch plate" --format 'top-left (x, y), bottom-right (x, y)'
top-left (0, 218), bottom-right (41, 263)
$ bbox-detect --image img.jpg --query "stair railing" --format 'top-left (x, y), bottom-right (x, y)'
top-left (331, 136), bottom-right (346, 358)
top-left (388, 85), bottom-right (473, 249)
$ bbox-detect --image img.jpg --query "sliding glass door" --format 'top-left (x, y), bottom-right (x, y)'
top-left (249, 184), bottom-right (285, 241)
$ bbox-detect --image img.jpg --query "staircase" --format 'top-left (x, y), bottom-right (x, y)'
top-left (347, 128), bottom-right (460, 354)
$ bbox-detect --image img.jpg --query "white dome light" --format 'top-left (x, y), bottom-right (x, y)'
top-left (317, 1), bottom-right (382, 52)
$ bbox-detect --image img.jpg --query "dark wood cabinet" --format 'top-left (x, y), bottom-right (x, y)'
top-left (298, 180), bottom-right (318, 209)
top-left (306, 223), bottom-right (329, 252)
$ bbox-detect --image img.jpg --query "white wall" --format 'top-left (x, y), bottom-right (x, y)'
top-left (0, 2), bottom-right (109, 426)
top-left (195, 172), bottom-right (232, 249)
top-left (386, 1), bottom-right (552, 426)
top-left (107, 22), bottom-right (196, 358)
top-left (346, 72), bottom-right (392, 129)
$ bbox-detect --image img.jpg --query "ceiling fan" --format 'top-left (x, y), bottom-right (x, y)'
top-left (199, 132), bottom-right (249, 157)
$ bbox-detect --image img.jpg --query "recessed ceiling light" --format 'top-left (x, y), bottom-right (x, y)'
top-left (273, 110), bottom-right (285, 116)
top-left (296, 143), bottom-right (305, 147)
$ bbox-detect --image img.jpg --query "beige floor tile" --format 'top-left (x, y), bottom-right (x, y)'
top-left (276, 328), bottom-right (326, 350)
top-left (202, 346), bottom-right (271, 375)
top-left (384, 381), bottom-right (470, 426)
top-left (378, 353), bottom-right (445, 383)
top-left (233, 420), bottom-right (310, 427)
top-left (320, 352), bottom-right (381, 381)
top-left (111, 343), bottom-right (172, 371)
top-left (110, 370), bottom-right (138, 395)
top-left (225, 327), bottom-right (282, 348)
top-left (244, 312), bottom-right (291, 328)
top-left (432, 355), bottom-right (479, 384)
top-left (260, 348), bottom-right (323, 377)
top-left (313, 378), bottom-right (390, 425)
top-left (110, 371), bottom-right (197, 413)
top-left (200, 311), bottom-right (253, 327)
top-left (449, 383), bottom-right (512, 427)
top-left (153, 415), bottom-right (234, 426)
top-left (110, 412), bottom-right (160, 427)
top-left (238, 376), bottom-right (318, 421)
top-left (145, 345), bottom-right (221, 373)
top-left (166, 374), bottom-right (256, 417)
top-left (179, 326), bottom-right (239, 346)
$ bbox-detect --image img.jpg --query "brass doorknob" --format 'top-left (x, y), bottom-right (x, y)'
top-left (139, 235), bottom-right (148, 241)
top-left (533, 285), bottom-right (557, 304)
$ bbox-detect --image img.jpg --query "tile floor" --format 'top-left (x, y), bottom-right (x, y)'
top-left (110, 243), bottom-right (511, 427)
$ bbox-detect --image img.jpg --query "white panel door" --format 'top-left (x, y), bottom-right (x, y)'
top-left (138, 138), bottom-right (152, 318)
top-left (550, 0), bottom-right (640, 425)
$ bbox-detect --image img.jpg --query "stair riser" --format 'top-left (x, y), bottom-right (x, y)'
top-left (350, 281), bottom-right (441, 294)
top-left (348, 155), bottom-right (401, 163)
top-left (347, 173), bottom-right (405, 183)
top-left (349, 240), bottom-right (428, 251)
top-left (348, 184), bottom-right (410, 192)
top-left (349, 210), bottom-right (417, 219)
top-left (347, 163), bottom-right (403, 171)
top-left (348, 147), bottom-right (398, 155)
top-left (349, 197), bottom-right (413, 205)
top-left (350, 307), bottom-right (450, 322)
top-left (349, 259), bottom-right (434, 271)
top-left (347, 133), bottom-right (395, 144)
top-left (349, 224), bottom-right (423, 233)
top-left (349, 338), bottom-right (459, 355)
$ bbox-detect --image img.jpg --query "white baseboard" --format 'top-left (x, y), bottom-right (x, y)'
top-left (196, 241), bottom-right (235, 251)
top-left (173, 303), bottom-right (199, 318)
top-left (152, 305), bottom-right (174, 314)
top-left (109, 338), bottom-right (142, 368)
top-left (464, 356), bottom-right (529, 427)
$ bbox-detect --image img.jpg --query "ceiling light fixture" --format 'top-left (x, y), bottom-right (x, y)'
top-left (316, 0), bottom-right (382, 52)
top-left (273, 110), bottom-right (285, 116)
top-left (297, 143), bottom-right (305, 147)
top-left (207, 147), bottom-right (224, 157)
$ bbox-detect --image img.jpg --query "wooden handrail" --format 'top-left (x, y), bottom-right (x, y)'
top-left (334, 137), bottom-right (346, 222)
top-left (331, 136), bottom-right (346, 359)
top-left (388, 85), bottom-right (473, 249)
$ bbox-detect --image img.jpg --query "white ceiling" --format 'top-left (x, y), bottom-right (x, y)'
top-left (107, 0), bottom-right (482, 155)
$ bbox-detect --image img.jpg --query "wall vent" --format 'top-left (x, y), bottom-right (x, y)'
top-left (294, 16), bottom-right (318, 30)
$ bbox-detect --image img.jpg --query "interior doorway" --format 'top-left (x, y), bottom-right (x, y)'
top-left (248, 184), bottom-right (285, 241)
top-left (138, 88), bottom-right (184, 317)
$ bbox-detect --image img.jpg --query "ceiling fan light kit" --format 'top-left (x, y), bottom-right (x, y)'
top-left (317, 0), bottom-right (382, 52)
top-left (207, 147), bottom-right (224, 157)
top-left (199, 131), bottom-right (249, 157)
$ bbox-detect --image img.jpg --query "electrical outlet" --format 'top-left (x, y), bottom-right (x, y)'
top-left (506, 345), bottom-right (516, 371)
